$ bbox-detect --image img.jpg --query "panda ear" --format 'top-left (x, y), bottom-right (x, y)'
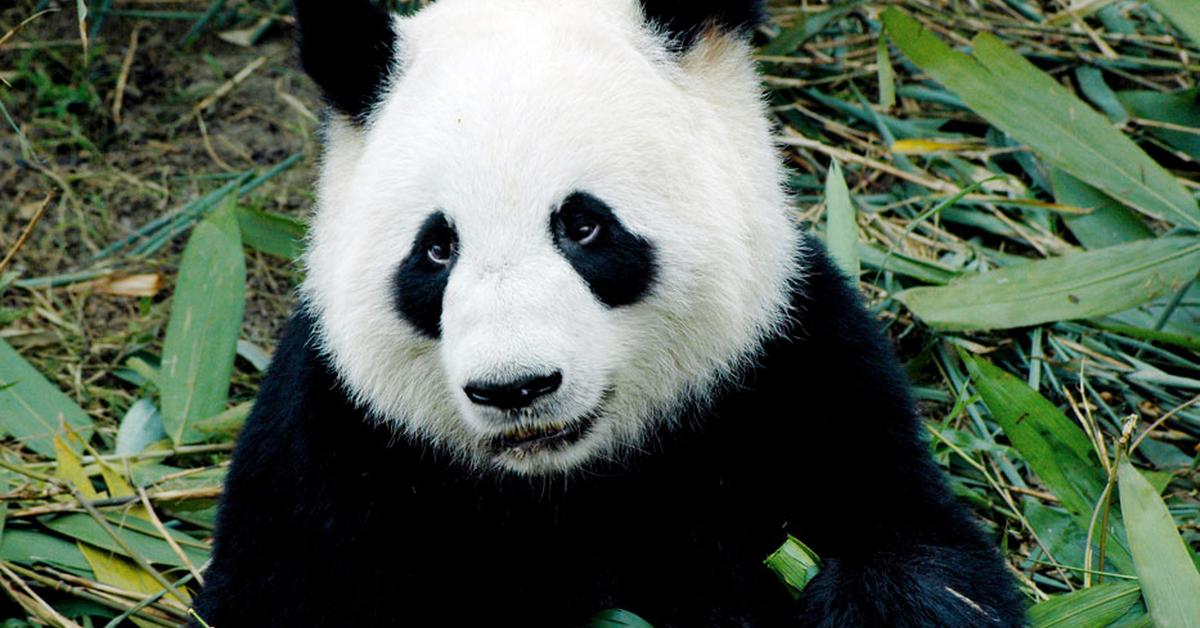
top-left (294, 0), bottom-right (398, 124)
top-left (638, 0), bottom-right (766, 47)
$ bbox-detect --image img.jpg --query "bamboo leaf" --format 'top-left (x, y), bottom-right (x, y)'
top-left (0, 528), bottom-right (94, 578)
top-left (0, 470), bottom-right (7, 544)
top-left (765, 535), bottom-right (821, 598)
top-left (1025, 501), bottom-right (1093, 571)
top-left (83, 457), bottom-right (189, 614)
top-left (160, 199), bottom-right (246, 446)
top-left (1117, 89), bottom-right (1200, 162)
top-left (86, 551), bottom-right (189, 607)
top-left (192, 401), bottom-right (253, 439)
top-left (1145, 0), bottom-right (1200, 47)
top-left (0, 340), bottom-right (94, 457)
top-left (1051, 170), bottom-right (1153, 250)
top-left (891, 138), bottom-right (981, 154)
top-left (236, 339), bottom-right (272, 372)
top-left (877, 35), bottom-right (895, 109)
top-left (590, 610), bottom-right (654, 627)
top-left (75, 0), bottom-right (88, 58)
top-left (1090, 321), bottom-right (1200, 352)
top-left (115, 399), bottom-right (167, 457)
top-left (1074, 67), bottom-right (1129, 124)
top-left (1028, 581), bottom-right (1142, 627)
top-left (759, 4), bottom-right (859, 57)
top-left (896, 237), bottom-right (1200, 331)
top-left (41, 514), bottom-right (209, 568)
top-left (859, 243), bottom-right (957, 285)
top-left (882, 8), bottom-right (1200, 231)
top-left (823, 160), bottom-right (859, 278)
top-left (54, 434), bottom-right (174, 607)
top-left (964, 353), bottom-right (1133, 572)
top-left (236, 206), bottom-right (306, 260)
top-left (82, 462), bottom-right (190, 616)
top-left (1117, 459), bottom-right (1200, 626)
top-left (53, 434), bottom-right (97, 500)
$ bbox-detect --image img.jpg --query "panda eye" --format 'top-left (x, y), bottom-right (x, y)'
top-left (562, 211), bottom-right (602, 246)
top-left (426, 231), bottom-right (457, 267)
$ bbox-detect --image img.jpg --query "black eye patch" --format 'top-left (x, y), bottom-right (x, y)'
top-left (392, 212), bottom-right (457, 338)
top-left (551, 192), bottom-right (657, 308)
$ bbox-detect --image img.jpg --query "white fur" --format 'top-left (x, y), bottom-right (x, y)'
top-left (302, 0), bottom-right (801, 475)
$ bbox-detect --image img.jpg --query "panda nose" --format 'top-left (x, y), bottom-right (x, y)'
top-left (464, 372), bottom-right (563, 410)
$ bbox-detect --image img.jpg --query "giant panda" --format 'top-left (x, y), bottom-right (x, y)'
top-left (192, 0), bottom-right (1024, 626)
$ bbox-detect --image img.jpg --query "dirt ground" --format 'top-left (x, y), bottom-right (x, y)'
top-left (1, 1), bottom-right (319, 428)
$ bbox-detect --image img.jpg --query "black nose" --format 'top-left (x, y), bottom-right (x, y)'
top-left (464, 372), bottom-right (563, 410)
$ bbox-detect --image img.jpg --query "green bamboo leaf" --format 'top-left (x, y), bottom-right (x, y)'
top-left (964, 354), bottom-right (1133, 572)
top-left (0, 528), bottom-right (95, 578)
top-left (41, 513), bottom-right (210, 568)
top-left (236, 339), bottom-right (272, 372)
top-left (1091, 321), bottom-right (1200, 352)
top-left (1117, 89), bottom-right (1200, 162)
top-left (1025, 502), bottom-right (1093, 570)
top-left (765, 536), bottom-right (821, 598)
top-left (877, 35), bottom-right (896, 110)
top-left (114, 399), bottom-right (167, 457)
top-left (1074, 67), bottom-right (1129, 124)
top-left (0, 470), bottom-right (7, 544)
top-left (590, 609), bottom-right (654, 627)
top-left (236, 206), bottom-right (307, 260)
top-left (1117, 459), bottom-right (1200, 627)
top-left (759, 3), bottom-right (859, 57)
top-left (1109, 604), bottom-right (1154, 628)
top-left (160, 199), bottom-right (246, 446)
top-left (1028, 581), bottom-right (1142, 627)
top-left (823, 160), bottom-right (859, 278)
top-left (192, 401), bottom-right (254, 440)
top-left (896, 237), bottom-right (1200, 331)
top-left (1146, 0), bottom-right (1200, 47)
top-left (181, 0), bottom-right (229, 45)
top-left (1051, 170), bottom-right (1153, 250)
top-left (858, 243), bottom-right (957, 285)
top-left (881, 8), bottom-right (1200, 231)
top-left (129, 462), bottom-right (226, 494)
top-left (1101, 280), bottom-right (1200, 340)
top-left (0, 340), bottom-right (94, 457)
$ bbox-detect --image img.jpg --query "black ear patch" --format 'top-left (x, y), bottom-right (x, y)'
top-left (295, 0), bottom-right (397, 124)
top-left (392, 212), bottom-right (458, 339)
top-left (639, 0), bottom-right (766, 48)
top-left (552, 193), bottom-right (657, 308)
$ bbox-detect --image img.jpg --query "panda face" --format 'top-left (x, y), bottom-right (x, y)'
top-left (395, 191), bottom-right (656, 471)
top-left (302, 0), bottom-right (800, 475)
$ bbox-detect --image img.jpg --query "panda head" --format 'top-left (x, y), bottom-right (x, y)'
top-left (299, 0), bottom-right (801, 475)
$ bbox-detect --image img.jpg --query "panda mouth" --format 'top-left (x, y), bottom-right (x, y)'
top-left (490, 413), bottom-right (598, 455)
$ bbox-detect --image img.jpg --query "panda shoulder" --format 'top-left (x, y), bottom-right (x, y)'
top-left (226, 311), bottom-right (342, 472)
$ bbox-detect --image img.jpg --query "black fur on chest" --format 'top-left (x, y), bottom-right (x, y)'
top-left (192, 236), bottom-right (1023, 627)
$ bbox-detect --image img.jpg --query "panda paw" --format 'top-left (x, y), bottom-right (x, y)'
top-left (792, 548), bottom-right (1025, 628)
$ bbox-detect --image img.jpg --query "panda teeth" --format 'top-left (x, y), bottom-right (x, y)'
top-left (490, 411), bottom-right (600, 454)
top-left (507, 423), bottom-right (564, 441)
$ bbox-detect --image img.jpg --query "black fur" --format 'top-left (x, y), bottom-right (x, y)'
top-left (639, 0), bottom-right (767, 48)
top-left (294, 0), bottom-right (397, 123)
top-left (392, 212), bottom-right (457, 339)
top-left (192, 236), bottom-right (1023, 627)
top-left (552, 192), bottom-right (657, 308)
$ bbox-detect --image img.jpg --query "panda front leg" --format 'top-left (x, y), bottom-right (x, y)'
top-left (769, 241), bottom-right (1026, 627)
top-left (780, 437), bottom-right (1023, 627)
top-left (792, 544), bottom-right (1021, 627)
top-left (778, 452), bottom-right (1024, 628)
